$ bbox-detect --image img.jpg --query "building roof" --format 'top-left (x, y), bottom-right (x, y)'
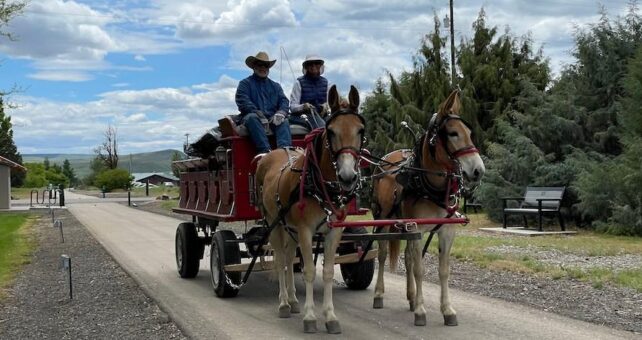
top-left (132, 172), bottom-right (178, 182)
top-left (0, 155), bottom-right (27, 172)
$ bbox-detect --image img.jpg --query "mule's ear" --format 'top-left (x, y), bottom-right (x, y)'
top-left (450, 91), bottom-right (461, 115)
top-left (328, 85), bottom-right (340, 113)
top-left (348, 85), bottom-right (360, 112)
top-left (438, 90), bottom-right (459, 117)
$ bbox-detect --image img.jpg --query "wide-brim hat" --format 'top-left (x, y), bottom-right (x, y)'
top-left (245, 51), bottom-right (276, 69)
top-left (302, 54), bottom-right (325, 75)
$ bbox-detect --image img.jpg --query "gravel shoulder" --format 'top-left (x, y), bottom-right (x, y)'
top-left (135, 200), bottom-right (642, 335)
top-left (0, 209), bottom-right (186, 339)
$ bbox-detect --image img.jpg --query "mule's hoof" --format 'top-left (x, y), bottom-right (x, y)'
top-left (278, 305), bottom-right (291, 318)
top-left (325, 320), bottom-right (342, 334)
top-left (443, 314), bottom-right (458, 326)
top-left (290, 302), bottom-right (300, 314)
top-left (373, 297), bottom-right (384, 309)
top-left (303, 320), bottom-right (317, 333)
top-left (414, 314), bottom-right (427, 326)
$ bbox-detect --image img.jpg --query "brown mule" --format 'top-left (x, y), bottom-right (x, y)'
top-left (371, 90), bottom-right (485, 327)
top-left (255, 85), bottom-right (365, 334)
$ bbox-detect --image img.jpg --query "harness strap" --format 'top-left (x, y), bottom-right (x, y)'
top-left (421, 211), bottom-right (454, 258)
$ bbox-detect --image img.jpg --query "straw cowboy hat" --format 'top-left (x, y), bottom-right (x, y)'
top-left (302, 54), bottom-right (325, 75)
top-left (245, 51), bottom-right (276, 69)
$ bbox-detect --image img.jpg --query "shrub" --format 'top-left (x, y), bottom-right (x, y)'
top-left (94, 169), bottom-right (133, 192)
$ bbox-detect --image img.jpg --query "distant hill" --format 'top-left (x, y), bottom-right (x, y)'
top-left (23, 149), bottom-right (185, 178)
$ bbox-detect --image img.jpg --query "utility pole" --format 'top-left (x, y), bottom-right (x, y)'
top-left (450, 0), bottom-right (456, 85)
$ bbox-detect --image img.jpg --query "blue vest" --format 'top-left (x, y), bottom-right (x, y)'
top-left (298, 75), bottom-right (328, 113)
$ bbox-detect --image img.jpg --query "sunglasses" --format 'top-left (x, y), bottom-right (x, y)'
top-left (255, 62), bottom-right (271, 68)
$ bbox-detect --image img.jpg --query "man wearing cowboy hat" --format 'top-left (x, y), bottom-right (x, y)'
top-left (235, 51), bottom-right (291, 154)
top-left (289, 54), bottom-right (327, 129)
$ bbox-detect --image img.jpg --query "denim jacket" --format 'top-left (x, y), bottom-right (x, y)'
top-left (235, 74), bottom-right (289, 118)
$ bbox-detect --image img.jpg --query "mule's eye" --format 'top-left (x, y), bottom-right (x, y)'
top-left (358, 128), bottom-right (365, 135)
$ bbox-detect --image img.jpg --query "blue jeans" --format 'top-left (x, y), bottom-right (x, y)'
top-left (242, 112), bottom-right (292, 153)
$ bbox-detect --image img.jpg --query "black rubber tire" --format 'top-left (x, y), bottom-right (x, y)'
top-left (339, 227), bottom-right (375, 290)
top-left (210, 230), bottom-right (242, 298)
top-left (175, 222), bottom-right (201, 278)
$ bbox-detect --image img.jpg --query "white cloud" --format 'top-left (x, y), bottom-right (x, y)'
top-left (121, 113), bottom-right (147, 123)
top-left (8, 75), bottom-right (241, 154)
top-left (28, 70), bottom-right (93, 82)
top-left (2, 0), bottom-right (118, 60)
top-left (174, 0), bottom-right (297, 40)
top-left (134, 54), bottom-right (146, 61)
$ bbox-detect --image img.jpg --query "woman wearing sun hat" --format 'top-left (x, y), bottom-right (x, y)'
top-left (289, 54), bottom-right (327, 129)
top-left (235, 51), bottom-right (291, 154)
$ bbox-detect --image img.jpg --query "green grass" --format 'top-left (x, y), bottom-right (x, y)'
top-left (160, 199), bottom-right (179, 211)
top-left (0, 213), bottom-right (37, 299)
top-left (10, 187), bottom-right (42, 200)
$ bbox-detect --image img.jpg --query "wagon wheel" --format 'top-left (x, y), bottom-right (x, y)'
top-left (339, 227), bottom-right (375, 290)
top-left (175, 222), bottom-right (203, 278)
top-left (210, 230), bottom-right (242, 298)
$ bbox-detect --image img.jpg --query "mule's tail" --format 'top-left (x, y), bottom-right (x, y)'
top-left (388, 239), bottom-right (401, 272)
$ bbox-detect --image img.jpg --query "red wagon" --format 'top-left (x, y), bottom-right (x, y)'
top-left (171, 117), bottom-right (460, 297)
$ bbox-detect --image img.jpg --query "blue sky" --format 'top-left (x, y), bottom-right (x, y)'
top-left (0, 0), bottom-right (633, 154)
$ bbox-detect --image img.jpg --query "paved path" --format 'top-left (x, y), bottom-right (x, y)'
top-left (66, 196), bottom-right (637, 340)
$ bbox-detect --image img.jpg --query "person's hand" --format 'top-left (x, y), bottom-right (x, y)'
top-left (302, 103), bottom-right (314, 113)
top-left (272, 112), bottom-right (286, 126)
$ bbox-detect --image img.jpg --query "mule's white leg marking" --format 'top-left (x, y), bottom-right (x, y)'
top-left (438, 226), bottom-right (457, 317)
top-left (270, 228), bottom-right (290, 316)
top-left (284, 237), bottom-right (299, 312)
top-left (374, 239), bottom-right (388, 299)
top-left (322, 228), bottom-right (342, 322)
top-left (410, 238), bottom-right (427, 320)
top-left (405, 241), bottom-right (417, 310)
top-left (299, 228), bottom-right (317, 322)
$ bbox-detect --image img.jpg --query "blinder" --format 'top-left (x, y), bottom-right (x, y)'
top-left (426, 113), bottom-right (478, 160)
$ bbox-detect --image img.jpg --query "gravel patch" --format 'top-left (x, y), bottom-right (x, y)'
top-left (486, 245), bottom-right (642, 272)
top-left (0, 210), bottom-right (186, 340)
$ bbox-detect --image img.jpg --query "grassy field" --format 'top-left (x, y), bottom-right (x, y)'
top-left (0, 213), bottom-right (37, 299)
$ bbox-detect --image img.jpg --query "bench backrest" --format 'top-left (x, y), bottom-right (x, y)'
top-left (522, 187), bottom-right (565, 209)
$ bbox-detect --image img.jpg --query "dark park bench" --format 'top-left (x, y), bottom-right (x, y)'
top-left (502, 187), bottom-right (566, 231)
top-left (463, 197), bottom-right (482, 214)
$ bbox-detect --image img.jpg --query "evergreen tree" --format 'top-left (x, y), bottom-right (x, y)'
top-left (0, 96), bottom-right (24, 186)
top-left (573, 43), bottom-right (642, 236)
top-left (457, 8), bottom-right (550, 151)
top-left (43, 157), bottom-right (50, 170)
top-left (361, 14), bottom-right (451, 158)
top-left (62, 159), bottom-right (77, 187)
top-left (557, 4), bottom-right (642, 155)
